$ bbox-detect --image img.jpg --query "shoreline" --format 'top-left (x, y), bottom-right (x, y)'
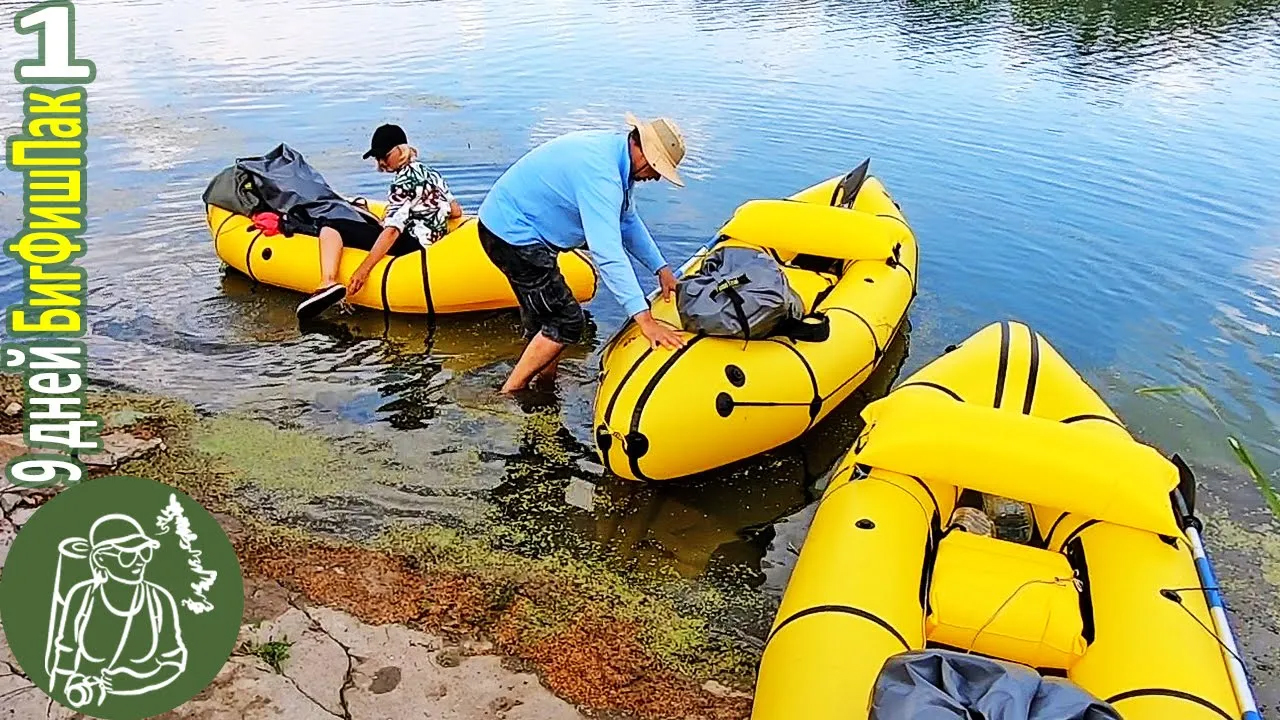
top-left (0, 375), bottom-right (757, 720)
top-left (1, 375), bottom-right (1277, 718)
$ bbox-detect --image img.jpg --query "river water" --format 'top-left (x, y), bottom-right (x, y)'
top-left (1, 0), bottom-right (1279, 690)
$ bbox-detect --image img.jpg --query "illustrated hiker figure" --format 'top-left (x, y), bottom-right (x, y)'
top-left (46, 513), bottom-right (189, 709)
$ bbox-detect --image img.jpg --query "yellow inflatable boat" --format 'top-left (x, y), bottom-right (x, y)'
top-left (206, 202), bottom-right (598, 315)
top-left (592, 161), bottom-right (918, 481)
top-left (753, 321), bottom-right (1260, 720)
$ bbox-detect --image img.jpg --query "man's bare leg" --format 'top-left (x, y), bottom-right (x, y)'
top-left (532, 356), bottom-right (561, 389)
top-left (502, 333), bottom-right (565, 393)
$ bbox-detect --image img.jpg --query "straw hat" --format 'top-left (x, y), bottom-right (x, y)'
top-left (625, 113), bottom-right (686, 187)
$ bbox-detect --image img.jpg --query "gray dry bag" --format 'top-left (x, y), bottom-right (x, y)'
top-left (869, 650), bottom-right (1122, 720)
top-left (675, 247), bottom-right (805, 340)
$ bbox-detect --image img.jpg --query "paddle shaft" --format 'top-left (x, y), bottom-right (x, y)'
top-left (1176, 491), bottom-right (1261, 720)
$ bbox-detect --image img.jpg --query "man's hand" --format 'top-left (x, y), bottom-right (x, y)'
top-left (636, 311), bottom-right (685, 351)
top-left (657, 266), bottom-right (678, 302)
top-left (348, 266), bottom-right (372, 296)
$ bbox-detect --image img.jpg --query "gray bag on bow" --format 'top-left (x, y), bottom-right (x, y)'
top-left (869, 650), bottom-right (1122, 720)
top-left (675, 247), bottom-right (804, 340)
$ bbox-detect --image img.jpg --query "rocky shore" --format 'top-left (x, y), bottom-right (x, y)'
top-left (0, 376), bottom-right (754, 719)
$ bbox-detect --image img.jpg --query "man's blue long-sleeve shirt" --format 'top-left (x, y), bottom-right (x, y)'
top-left (477, 130), bottom-right (668, 318)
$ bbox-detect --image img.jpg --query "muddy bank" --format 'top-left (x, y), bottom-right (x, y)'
top-left (0, 375), bottom-right (756, 719)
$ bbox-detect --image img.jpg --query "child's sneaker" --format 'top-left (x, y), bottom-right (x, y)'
top-left (296, 284), bottom-right (346, 322)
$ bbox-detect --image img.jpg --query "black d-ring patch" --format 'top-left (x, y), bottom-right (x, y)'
top-left (725, 365), bottom-right (746, 387)
top-left (716, 392), bottom-right (734, 418)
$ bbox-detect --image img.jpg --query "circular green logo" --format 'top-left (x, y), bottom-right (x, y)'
top-left (0, 475), bottom-right (244, 720)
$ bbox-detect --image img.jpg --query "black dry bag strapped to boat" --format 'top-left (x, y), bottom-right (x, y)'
top-left (203, 143), bottom-right (372, 236)
top-left (201, 164), bottom-right (262, 217)
top-left (675, 247), bottom-right (807, 340)
top-left (869, 650), bottom-right (1121, 720)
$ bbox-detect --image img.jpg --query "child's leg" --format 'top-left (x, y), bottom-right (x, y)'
top-left (318, 226), bottom-right (344, 289)
top-left (299, 224), bottom-right (351, 321)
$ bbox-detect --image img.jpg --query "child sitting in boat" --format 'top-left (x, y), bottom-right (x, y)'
top-left (297, 123), bottom-right (463, 321)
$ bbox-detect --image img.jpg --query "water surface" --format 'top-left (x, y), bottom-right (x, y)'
top-left (1, 0), bottom-right (1279, 697)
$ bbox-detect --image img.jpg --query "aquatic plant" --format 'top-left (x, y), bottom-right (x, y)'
top-left (192, 415), bottom-right (352, 499)
top-left (371, 521), bottom-right (764, 682)
top-left (84, 382), bottom-right (762, 716)
top-left (1227, 437), bottom-right (1280, 522)
top-left (1209, 510), bottom-right (1280, 610)
top-left (1136, 384), bottom-right (1280, 522)
top-left (1135, 382), bottom-right (1226, 421)
top-left (520, 409), bottom-right (573, 465)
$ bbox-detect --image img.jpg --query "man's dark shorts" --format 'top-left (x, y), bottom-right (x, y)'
top-left (477, 219), bottom-right (585, 345)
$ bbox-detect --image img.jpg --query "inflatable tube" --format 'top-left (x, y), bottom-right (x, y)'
top-left (854, 392), bottom-right (1182, 537)
top-left (207, 202), bottom-right (598, 315)
top-left (593, 168), bottom-right (917, 481)
top-left (718, 199), bottom-right (910, 261)
top-left (752, 321), bottom-right (1246, 720)
top-left (1066, 522), bottom-right (1241, 720)
top-left (752, 467), bottom-right (942, 720)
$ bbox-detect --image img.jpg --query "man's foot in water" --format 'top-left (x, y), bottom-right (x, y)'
top-left (296, 284), bottom-right (347, 322)
top-left (509, 385), bottom-right (560, 414)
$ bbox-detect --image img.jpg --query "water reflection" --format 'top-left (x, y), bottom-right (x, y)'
top-left (895, 0), bottom-right (1280, 58)
top-left (216, 269), bottom-right (598, 427)
top-left (1006, 0), bottom-right (1280, 48)
top-left (486, 326), bottom-right (910, 583)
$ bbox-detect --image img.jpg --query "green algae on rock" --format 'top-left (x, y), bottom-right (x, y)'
top-left (1209, 511), bottom-right (1280, 607)
top-left (371, 521), bottom-right (764, 684)
top-left (193, 415), bottom-right (353, 499)
top-left (520, 409), bottom-right (574, 466)
top-left (82, 384), bottom-right (762, 715)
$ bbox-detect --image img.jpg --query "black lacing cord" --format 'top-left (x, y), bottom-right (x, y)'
top-left (1160, 588), bottom-right (1250, 670)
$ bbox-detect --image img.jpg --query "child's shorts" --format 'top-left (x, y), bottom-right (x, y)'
top-left (320, 217), bottom-right (420, 257)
